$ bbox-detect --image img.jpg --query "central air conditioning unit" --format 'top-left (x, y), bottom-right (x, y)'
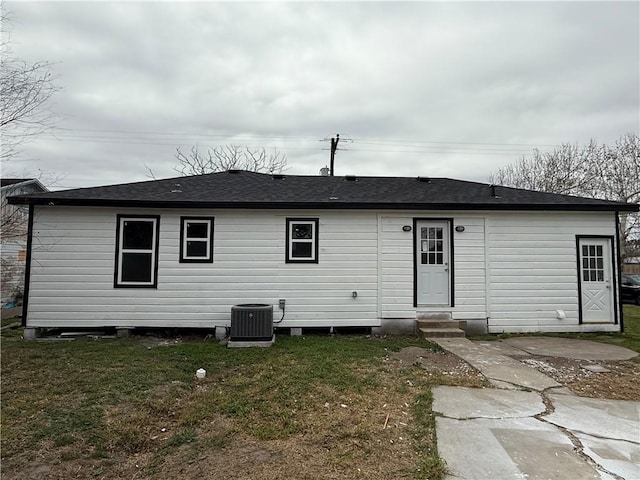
top-left (230, 304), bottom-right (274, 342)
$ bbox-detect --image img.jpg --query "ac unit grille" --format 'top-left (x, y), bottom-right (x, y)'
top-left (230, 304), bottom-right (273, 341)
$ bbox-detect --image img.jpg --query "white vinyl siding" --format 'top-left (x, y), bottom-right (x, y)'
top-left (378, 214), bottom-right (487, 320)
top-left (486, 211), bottom-right (618, 333)
top-left (26, 207), bottom-right (378, 328)
top-left (24, 206), bottom-right (620, 333)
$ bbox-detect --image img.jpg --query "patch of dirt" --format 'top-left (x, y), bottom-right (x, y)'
top-left (513, 355), bottom-right (640, 400)
top-left (388, 347), bottom-right (488, 388)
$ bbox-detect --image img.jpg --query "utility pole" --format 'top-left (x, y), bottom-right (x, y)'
top-left (330, 134), bottom-right (340, 176)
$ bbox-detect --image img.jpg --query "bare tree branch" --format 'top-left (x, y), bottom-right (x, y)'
top-left (490, 133), bottom-right (640, 260)
top-left (174, 144), bottom-right (287, 176)
top-left (1, 8), bottom-right (60, 162)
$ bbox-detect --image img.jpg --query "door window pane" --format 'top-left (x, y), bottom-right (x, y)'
top-left (581, 242), bottom-right (606, 283)
top-left (420, 226), bottom-right (445, 265)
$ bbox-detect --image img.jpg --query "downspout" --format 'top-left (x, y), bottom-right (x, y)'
top-left (21, 204), bottom-right (35, 328)
top-left (615, 211), bottom-right (624, 332)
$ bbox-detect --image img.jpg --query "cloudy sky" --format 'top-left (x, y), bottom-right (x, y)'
top-left (2, 1), bottom-right (639, 190)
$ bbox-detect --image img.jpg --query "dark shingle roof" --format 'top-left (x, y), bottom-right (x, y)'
top-left (7, 170), bottom-right (638, 212)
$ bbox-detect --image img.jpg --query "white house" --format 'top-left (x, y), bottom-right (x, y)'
top-left (8, 170), bottom-right (638, 338)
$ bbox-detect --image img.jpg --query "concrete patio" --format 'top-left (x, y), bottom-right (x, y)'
top-left (430, 337), bottom-right (639, 480)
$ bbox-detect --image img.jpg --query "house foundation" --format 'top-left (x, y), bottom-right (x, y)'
top-left (23, 327), bottom-right (42, 340)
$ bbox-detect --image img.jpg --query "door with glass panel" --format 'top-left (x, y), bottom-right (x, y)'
top-left (416, 221), bottom-right (450, 305)
top-left (578, 237), bottom-right (614, 323)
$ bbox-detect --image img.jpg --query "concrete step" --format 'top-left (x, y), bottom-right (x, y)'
top-left (419, 327), bottom-right (466, 338)
top-left (416, 312), bottom-right (452, 321)
top-left (416, 320), bottom-right (467, 330)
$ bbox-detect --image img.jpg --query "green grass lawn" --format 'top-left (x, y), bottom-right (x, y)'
top-left (3, 308), bottom-right (638, 479)
top-left (1, 332), bottom-right (462, 480)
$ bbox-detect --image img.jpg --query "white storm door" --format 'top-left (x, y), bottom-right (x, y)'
top-left (578, 238), bottom-right (614, 323)
top-left (416, 221), bottom-right (450, 305)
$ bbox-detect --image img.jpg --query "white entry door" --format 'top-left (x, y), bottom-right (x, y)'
top-left (416, 221), bottom-right (450, 305)
top-left (578, 238), bottom-right (614, 323)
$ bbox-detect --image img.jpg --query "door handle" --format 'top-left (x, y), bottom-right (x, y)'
top-left (444, 268), bottom-right (449, 272)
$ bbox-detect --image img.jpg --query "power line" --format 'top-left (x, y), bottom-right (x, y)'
top-left (39, 126), bottom-right (555, 156)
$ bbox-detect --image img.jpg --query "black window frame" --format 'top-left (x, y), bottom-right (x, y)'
top-left (286, 218), bottom-right (319, 263)
top-left (114, 215), bottom-right (160, 288)
top-left (179, 216), bottom-right (215, 263)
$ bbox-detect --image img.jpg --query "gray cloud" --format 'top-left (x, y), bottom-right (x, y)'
top-left (3, 1), bottom-right (638, 189)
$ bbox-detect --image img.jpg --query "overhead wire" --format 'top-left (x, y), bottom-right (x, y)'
top-left (39, 126), bottom-right (553, 156)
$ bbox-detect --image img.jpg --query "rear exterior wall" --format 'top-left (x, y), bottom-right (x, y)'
top-left (24, 206), bottom-right (620, 332)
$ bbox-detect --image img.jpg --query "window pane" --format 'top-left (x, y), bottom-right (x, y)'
top-left (583, 271), bottom-right (589, 281)
top-left (292, 242), bottom-right (312, 258)
top-left (436, 253), bottom-right (443, 264)
top-left (187, 241), bottom-right (207, 257)
top-left (582, 258), bottom-right (589, 269)
top-left (436, 228), bottom-right (443, 239)
top-left (421, 240), bottom-right (428, 252)
top-left (589, 245), bottom-right (595, 256)
top-left (596, 258), bottom-right (603, 269)
top-left (187, 222), bottom-right (208, 239)
top-left (428, 240), bottom-right (435, 251)
top-left (429, 253), bottom-right (436, 264)
top-left (292, 224), bottom-right (312, 239)
top-left (123, 221), bottom-right (153, 249)
top-left (582, 245), bottom-right (588, 256)
top-left (597, 271), bottom-right (604, 281)
top-left (421, 228), bottom-right (428, 239)
top-left (121, 253), bottom-right (152, 282)
top-left (421, 253), bottom-right (428, 264)
top-left (428, 228), bottom-right (435, 239)
top-left (596, 245), bottom-right (602, 256)
top-left (589, 258), bottom-right (596, 269)
top-left (590, 271), bottom-right (596, 282)
top-left (436, 240), bottom-right (443, 252)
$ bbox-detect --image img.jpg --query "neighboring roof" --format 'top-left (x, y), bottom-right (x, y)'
top-left (7, 170), bottom-right (639, 212)
top-left (1, 178), bottom-right (48, 192)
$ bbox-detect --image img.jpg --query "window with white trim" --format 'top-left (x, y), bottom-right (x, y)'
top-left (286, 218), bottom-right (318, 263)
top-left (180, 217), bottom-right (214, 263)
top-left (115, 215), bottom-right (159, 287)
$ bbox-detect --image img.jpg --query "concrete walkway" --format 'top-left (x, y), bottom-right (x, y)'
top-left (430, 337), bottom-right (640, 480)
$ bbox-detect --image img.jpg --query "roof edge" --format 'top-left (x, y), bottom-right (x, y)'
top-left (8, 196), bottom-right (639, 213)
top-left (1, 179), bottom-right (48, 192)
